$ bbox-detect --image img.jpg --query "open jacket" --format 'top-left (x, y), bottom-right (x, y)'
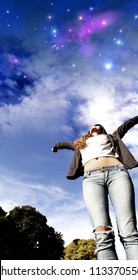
top-left (54, 116), bottom-right (138, 180)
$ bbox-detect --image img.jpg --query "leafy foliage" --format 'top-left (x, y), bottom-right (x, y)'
top-left (0, 206), bottom-right (7, 217)
top-left (0, 205), bottom-right (64, 260)
top-left (64, 238), bottom-right (97, 260)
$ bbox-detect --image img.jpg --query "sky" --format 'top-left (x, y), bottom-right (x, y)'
top-left (0, 0), bottom-right (138, 260)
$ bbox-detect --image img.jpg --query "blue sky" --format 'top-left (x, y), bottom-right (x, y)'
top-left (0, 0), bottom-right (138, 259)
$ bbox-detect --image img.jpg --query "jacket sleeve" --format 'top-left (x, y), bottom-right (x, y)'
top-left (52, 141), bottom-right (75, 151)
top-left (113, 116), bottom-right (138, 139)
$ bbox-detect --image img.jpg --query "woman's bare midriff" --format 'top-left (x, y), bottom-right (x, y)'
top-left (84, 157), bottom-right (122, 172)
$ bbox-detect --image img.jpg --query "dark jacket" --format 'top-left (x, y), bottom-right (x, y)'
top-left (54, 116), bottom-right (138, 180)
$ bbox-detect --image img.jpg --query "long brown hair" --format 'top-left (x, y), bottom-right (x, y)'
top-left (74, 124), bottom-right (107, 150)
top-left (74, 133), bottom-right (91, 150)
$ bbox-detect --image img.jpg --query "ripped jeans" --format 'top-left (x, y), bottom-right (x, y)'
top-left (83, 164), bottom-right (138, 260)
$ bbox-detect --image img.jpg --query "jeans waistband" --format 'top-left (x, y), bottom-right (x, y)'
top-left (84, 164), bottom-right (125, 175)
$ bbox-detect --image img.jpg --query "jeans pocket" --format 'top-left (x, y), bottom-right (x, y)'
top-left (118, 166), bottom-right (127, 172)
top-left (83, 171), bottom-right (91, 180)
top-left (83, 174), bottom-right (88, 180)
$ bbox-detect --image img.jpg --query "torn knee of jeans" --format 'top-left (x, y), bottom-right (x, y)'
top-left (93, 225), bottom-right (113, 234)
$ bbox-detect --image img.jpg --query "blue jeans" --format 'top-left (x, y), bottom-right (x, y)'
top-left (82, 164), bottom-right (138, 260)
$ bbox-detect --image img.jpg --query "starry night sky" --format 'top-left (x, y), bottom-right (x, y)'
top-left (0, 0), bottom-right (138, 260)
top-left (1, 0), bottom-right (138, 108)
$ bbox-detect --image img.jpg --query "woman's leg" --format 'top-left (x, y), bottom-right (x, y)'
top-left (83, 169), bottom-right (118, 260)
top-left (108, 166), bottom-right (138, 260)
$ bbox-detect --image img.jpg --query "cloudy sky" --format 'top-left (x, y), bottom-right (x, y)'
top-left (0, 0), bottom-right (138, 260)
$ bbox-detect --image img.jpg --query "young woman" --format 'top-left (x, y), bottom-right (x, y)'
top-left (52, 116), bottom-right (138, 260)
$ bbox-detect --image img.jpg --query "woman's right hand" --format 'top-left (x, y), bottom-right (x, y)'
top-left (52, 146), bottom-right (58, 152)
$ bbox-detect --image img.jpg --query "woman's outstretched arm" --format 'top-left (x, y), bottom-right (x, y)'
top-left (52, 141), bottom-right (75, 152)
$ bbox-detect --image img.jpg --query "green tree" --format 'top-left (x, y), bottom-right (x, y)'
top-left (0, 211), bottom-right (21, 259)
top-left (0, 205), bottom-right (64, 260)
top-left (64, 238), bottom-right (96, 260)
top-left (0, 206), bottom-right (7, 217)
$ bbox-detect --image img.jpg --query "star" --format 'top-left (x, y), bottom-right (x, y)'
top-left (78, 16), bottom-right (83, 21)
top-left (101, 20), bottom-right (107, 26)
top-left (104, 62), bottom-right (113, 70)
top-left (114, 38), bottom-right (124, 46)
top-left (8, 54), bottom-right (20, 65)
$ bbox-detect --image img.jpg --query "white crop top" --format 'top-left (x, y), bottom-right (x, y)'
top-left (80, 134), bottom-right (119, 166)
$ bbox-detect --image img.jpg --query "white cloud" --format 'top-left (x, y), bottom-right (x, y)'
top-left (0, 87), bottom-right (71, 134)
top-left (1, 69), bottom-right (138, 139)
top-left (0, 166), bottom-right (72, 210)
top-left (1, 36), bottom-right (138, 139)
top-left (0, 166), bottom-right (85, 226)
